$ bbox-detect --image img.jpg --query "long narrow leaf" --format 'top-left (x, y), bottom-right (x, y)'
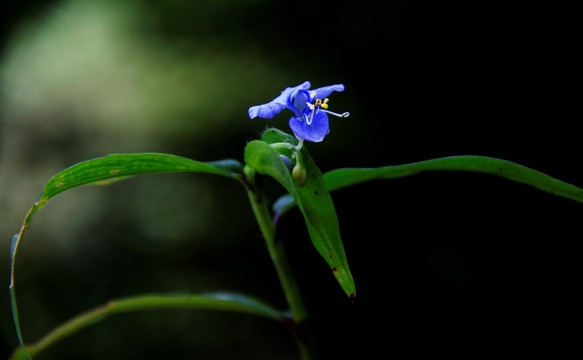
top-left (274, 155), bottom-right (583, 219)
top-left (324, 156), bottom-right (583, 201)
top-left (39, 153), bottom-right (242, 202)
top-left (9, 153), bottom-right (244, 358)
top-left (9, 292), bottom-right (285, 360)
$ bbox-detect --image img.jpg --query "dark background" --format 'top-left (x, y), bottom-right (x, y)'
top-left (1, 0), bottom-right (579, 359)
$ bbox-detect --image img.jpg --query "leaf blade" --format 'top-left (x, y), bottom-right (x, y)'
top-left (245, 130), bottom-right (356, 298)
top-left (323, 155), bottom-right (583, 203)
top-left (9, 292), bottom-right (285, 360)
top-left (39, 153), bottom-right (242, 202)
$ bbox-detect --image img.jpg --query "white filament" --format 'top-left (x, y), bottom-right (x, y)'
top-left (323, 110), bottom-right (350, 118)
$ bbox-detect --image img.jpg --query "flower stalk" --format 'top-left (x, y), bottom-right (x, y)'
top-left (245, 173), bottom-right (315, 359)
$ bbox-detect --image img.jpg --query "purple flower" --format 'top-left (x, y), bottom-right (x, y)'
top-left (249, 81), bottom-right (348, 142)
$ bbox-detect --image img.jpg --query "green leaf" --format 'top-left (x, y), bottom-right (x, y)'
top-left (244, 129), bottom-right (356, 298)
top-left (275, 155), bottom-right (583, 219)
top-left (9, 153), bottom-right (244, 358)
top-left (9, 292), bottom-right (285, 360)
top-left (12, 152), bottom-right (242, 267)
top-left (323, 155), bottom-right (583, 202)
top-left (39, 153), bottom-right (242, 203)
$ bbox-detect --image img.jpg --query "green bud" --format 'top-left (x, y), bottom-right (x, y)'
top-left (292, 163), bottom-right (307, 187)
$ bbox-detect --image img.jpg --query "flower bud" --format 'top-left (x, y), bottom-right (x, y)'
top-left (292, 163), bottom-right (307, 187)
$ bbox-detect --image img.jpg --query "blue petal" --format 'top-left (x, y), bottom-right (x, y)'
top-left (248, 102), bottom-right (286, 119)
top-left (288, 110), bottom-right (330, 142)
top-left (249, 81), bottom-right (311, 119)
top-left (291, 89), bottom-right (311, 115)
top-left (311, 84), bottom-right (345, 100)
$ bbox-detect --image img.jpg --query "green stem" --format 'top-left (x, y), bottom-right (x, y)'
top-left (245, 176), bottom-right (316, 359)
top-left (247, 169), bottom-right (317, 360)
top-left (246, 185), bottom-right (307, 324)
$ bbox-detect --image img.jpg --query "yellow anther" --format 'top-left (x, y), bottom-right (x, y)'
top-left (310, 91), bottom-right (317, 99)
top-left (315, 98), bottom-right (329, 109)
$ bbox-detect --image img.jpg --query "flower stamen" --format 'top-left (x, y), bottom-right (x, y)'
top-left (322, 109), bottom-right (350, 118)
top-left (307, 112), bottom-right (314, 125)
top-left (305, 102), bottom-right (316, 125)
top-left (303, 97), bottom-right (348, 124)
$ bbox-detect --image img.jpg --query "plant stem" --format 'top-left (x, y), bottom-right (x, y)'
top-left (246, 185), bottom-right (307, 324)
top-left (246, 179), bottom-right (316, 359)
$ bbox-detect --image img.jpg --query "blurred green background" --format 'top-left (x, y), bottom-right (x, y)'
top-left (0, 0), bottom-right (579, 359)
